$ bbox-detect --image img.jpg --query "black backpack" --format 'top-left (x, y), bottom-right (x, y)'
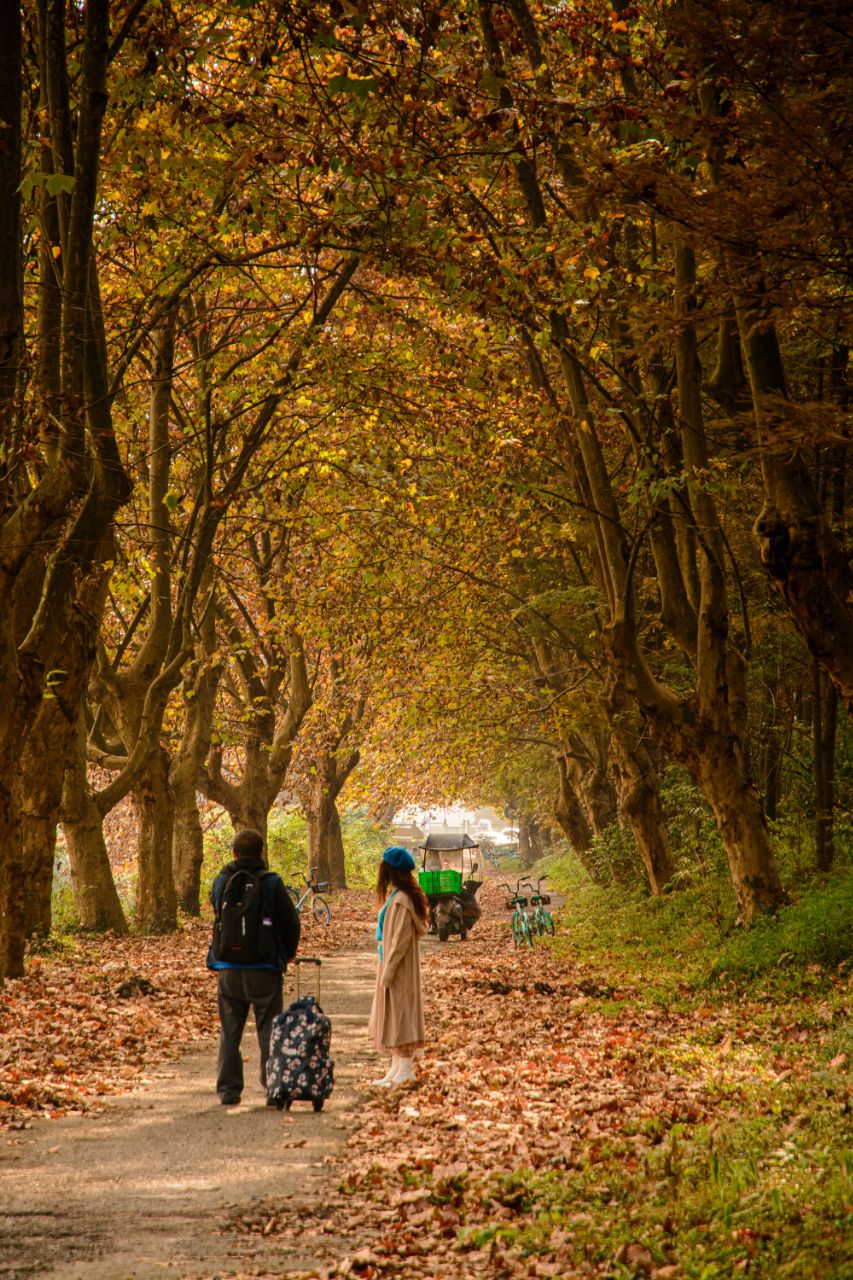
top-left (212, 868), bottom-right (277, 965)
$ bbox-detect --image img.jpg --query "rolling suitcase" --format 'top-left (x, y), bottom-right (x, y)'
top-left (266, 957), bottom-right (334, 1112)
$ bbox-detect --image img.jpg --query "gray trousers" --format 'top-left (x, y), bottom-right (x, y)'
top-left (216, 968), bottom-right (283, 1101)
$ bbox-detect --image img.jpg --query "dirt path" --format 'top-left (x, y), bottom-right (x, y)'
top-left (0, 947), bottom-right (378, 1280)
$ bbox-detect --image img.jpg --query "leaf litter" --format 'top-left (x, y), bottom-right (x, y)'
top-left (2, 878), bottom-right (850, 1279)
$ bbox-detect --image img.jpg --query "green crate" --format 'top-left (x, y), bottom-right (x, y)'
top-left (419, 869), bottom-right (462, 895)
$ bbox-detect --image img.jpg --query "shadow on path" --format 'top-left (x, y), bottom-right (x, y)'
top-left (0, 947), bottom-right (377, 1280)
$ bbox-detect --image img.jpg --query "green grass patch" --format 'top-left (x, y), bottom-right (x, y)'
top-left (457, 1095), bottom-right (852, 1278)
top-left (544, 849), bottom-right (853, 997)
top-left (516, 838), bottom-right (853, 1277)
top-left (712, 872), bottom-right (853, 981)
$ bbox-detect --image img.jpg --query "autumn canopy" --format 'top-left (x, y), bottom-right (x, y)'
top-left (0, 0), bottom-right (851, 976)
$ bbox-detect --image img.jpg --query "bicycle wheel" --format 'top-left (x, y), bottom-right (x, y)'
top-left (312, 895), bottom-right (331, 926)
top-left (521, 914), bottom-right (534, 947)
top-left (541, 911), bottom-right (555, 936)
top-left (511, 914), bottom-right (526, 947)
top-left (284, 884), bottom-right (300, 905)
top-left (533, 908), bottom-right (546, 937)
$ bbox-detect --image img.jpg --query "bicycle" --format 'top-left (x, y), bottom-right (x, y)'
top-left (284, 869), bottom-right (331, 925)
top-left (521, 876), bottom-right (554, 937)
top-left (500, 881), bottom-right (534, 948)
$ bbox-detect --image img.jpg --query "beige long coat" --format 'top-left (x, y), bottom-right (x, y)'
top-left (368, 891), bottom-right (428, 1052)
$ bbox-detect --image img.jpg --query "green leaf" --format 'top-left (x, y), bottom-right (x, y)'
top-left (45, 173), bottom-right (75, 197)
top-left (327, 74), bottom-right (377, 102)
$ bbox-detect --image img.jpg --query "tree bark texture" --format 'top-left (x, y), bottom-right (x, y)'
top-left (566, 734), bottom-right (618, 836)
top-left (727, 254), bottom-right (853, 720)
top-left (0, 0), bottom-right (22, 429)
top-left (692, 736), bottom-right (787, 916)
top-left (20, 724), bottom-right (69, 937)
top-left (133, 747), bottom-right (177, 934)
top-left (0, 0), bottom-right (132, 976)
top-left (605, 680), bottom-right (675, 895)
top-left (171, 776), bottom-right (206, 916)
top-left (21, 816), bottom-right (55, 936)
top-left (0, 778), bottom-right (25, 976)
top-left (813, 658), bottom-right (838, 873)
top-left (554, 754), bottom-right (593, 852)
top-left (170, 620), bottom-right (222, 915)
top-left (308, 793), bottom-right (346, 890)
top-left (306, 747), bottom-right (360, 890)
top-left (61, 718), bottom-right (127, 933)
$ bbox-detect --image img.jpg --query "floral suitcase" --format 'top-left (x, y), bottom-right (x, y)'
top-left (266, 957), bottom-right (334, 1112)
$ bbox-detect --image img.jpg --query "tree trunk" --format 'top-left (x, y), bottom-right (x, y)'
top-left (560, 733), bottom-right (619, 839)
top-left (222, 782), bottom-right (269, 844)
top-left (170, 610), bottom-right (221, 915)
top-left (518, 818), bottom-right (536, 868)
top-left (172, 776), bottom-right (205, 915)
top-left (305, 747), bottom-right (358, 890)
top-left (19, 727), bottom-right (71, 938)
top-left (692, 735), bottom-right (786, 915)
top-left (0, 0), bottom-right (22, 425)
top-left (374, 798), bottom-right (396, 827)
top-left (21, 815), bottom-right (56, 937)
top-left (608, 728), bottom-right (675, 896)
top-left (527, 820), bottom-right (546, 863)
top-left (727, 263), bottom-right (853, 718)
top-left (61, 721), bottom-right (127, 933)
top-left (554, 755), bottom-right (598, 876)
top-left (0, 0), bottom-right (131, 977)
top-left (604, 617), bottom-right (786, 921)
top-left (307, 785), bottom-right (347, 890)
top-left (813, 658), bottom-right (838, 873)
top-left (0, 778), bottom-right (26, 975)
top-left (133, 746), bottom-right (177, 933)
top-left (762, 735), bottom-right (783, 823)
top-left (326, 803), bottom-right (346, 889)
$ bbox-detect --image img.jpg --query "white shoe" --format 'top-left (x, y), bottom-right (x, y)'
top-left (371, 1057), bottom-right (399, 1087)
top-left (391, 1056), bottom-right (417, 1085)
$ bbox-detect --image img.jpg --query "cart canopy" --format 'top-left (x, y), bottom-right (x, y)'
top-left (418, 832), bottom-right (481, 878)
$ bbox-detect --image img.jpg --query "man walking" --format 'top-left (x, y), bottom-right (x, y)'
top-left (207, 828), bottom-right (301, 1105)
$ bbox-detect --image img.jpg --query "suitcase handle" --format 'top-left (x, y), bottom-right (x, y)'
top-left (293, 955), bottom-right (321, 1001)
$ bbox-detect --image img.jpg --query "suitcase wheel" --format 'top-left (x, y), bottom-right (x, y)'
top-left (312, 1099), bottom-right (324, 1112)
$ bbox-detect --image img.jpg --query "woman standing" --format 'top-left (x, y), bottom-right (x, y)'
top-left (369, 846), bottom-right (429, 1086)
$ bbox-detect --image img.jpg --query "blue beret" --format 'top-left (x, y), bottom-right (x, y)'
top-left (382, 845), bottom-right (416, 871)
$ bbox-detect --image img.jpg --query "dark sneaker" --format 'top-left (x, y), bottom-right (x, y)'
top-left (220, 1095), bottom-right (241, 1106)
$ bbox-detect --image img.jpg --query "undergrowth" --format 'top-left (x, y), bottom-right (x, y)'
top-left (545, 836), bottom-right (853, 997)
top-left (198, 805), bottom-right (386, 902)
top-left (531, 828), bottom-right (853, 1279)
top-left (50, 805), bottom-right (388, 932)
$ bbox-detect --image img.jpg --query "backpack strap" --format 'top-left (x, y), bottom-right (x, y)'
top-left (257, 869), bottom-right (277, 908)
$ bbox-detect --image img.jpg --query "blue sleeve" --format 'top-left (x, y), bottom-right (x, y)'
top-left (210, 872), bottom-right (226, 911)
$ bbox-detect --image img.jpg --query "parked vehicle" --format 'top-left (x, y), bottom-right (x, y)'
top-left (417, 833), bottom-right (483, 942)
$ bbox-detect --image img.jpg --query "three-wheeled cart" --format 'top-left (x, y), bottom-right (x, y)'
top-left (418, 832), bottom-right (483, 942)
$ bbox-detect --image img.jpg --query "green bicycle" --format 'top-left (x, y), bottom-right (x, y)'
top-left (501, 881), bottom-right (534, 948)
top-left (522, 876), bottom-right (555, 937)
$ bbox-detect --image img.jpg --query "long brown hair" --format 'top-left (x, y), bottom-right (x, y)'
top-left (377, 861), bottom-right (429, 925)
